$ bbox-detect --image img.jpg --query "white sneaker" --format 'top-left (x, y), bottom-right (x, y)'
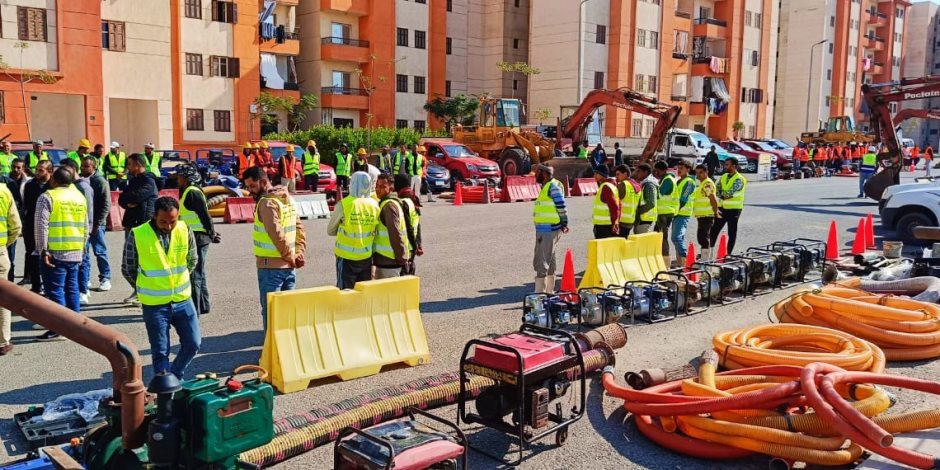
top-left (80, 293), bottom-right (90, 305)
top-left (97, 280), bottom-right (112, 292)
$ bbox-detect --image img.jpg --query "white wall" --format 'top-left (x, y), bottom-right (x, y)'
top-left (446, 0), bottom-right (469, 96)
top-left (528, 0), bottom-right (584, 124)
top-left (0, 1), bottom-right (58, 71)
top-left (764, 0), bottom-right (780, 138)
top-left (30, 92), bottom-right (84, 147)
top-left (395, 0), bottom-right (430, 124)
top-left (109, 99), bottom-right (159, 152)
top-left (738, 0), bottom-right (762, 136)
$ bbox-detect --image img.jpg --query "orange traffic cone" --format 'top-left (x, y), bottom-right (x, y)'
top-left (866, 212), bottom-right (876, 249)
top-left (715, 234), bottom-right (728, 261)
top-left (453, 182), bottom-right (463, 206)
top-left (851, 218), bottom-right (867, 255)
top-left (686, 243), bottom-right (697, 281)
top-left (561, 249), bottom-right (577, 293)
top-left (825, 220), bottom-right (840, 261)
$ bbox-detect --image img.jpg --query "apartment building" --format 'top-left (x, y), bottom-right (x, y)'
top-left (774, 0), bottom-right (910, 142)
top-left (900, 1), bottom-right (940, 149)
top-left (528, 0), bottom-right (778, 143)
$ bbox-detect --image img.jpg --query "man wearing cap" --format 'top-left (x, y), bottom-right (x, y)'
top-left (278, 145), bottom-right (299, 193)
top-left (591, 165), bottom-right (620, 239)
top-left (409, 145), bottom-right (425, 195)
top-left (532, 164), bottom-right (567, 294)
top-left (27, 141), bottom-right (49, 174)
top-left (176, 165), bottom-right (220, 315)
top-left (633, 163), bottom-right (659, 234)
top-left (858, 145), bottom-right (878, 198)
top-left (143, 144), bottom-right (163, 190)
top-left (67, 139), bottom-right (91, 168)
top-left (353, 148), bottom-right (370, 174)
top-left (334, 144), bottom-right (352, 193)
top-left (302, 140), bottom-right (320, 191)
top-left (104, 142), bottom-right (127, 191)
top-left (0, 141), bottom-right (15, 177)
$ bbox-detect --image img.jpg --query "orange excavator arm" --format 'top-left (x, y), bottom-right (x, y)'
top-left (560, 88), bottom-right (682, 164)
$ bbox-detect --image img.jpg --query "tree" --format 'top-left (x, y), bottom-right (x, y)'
top-left (496, 61), bottom-right (540, 99)
top-left (254, 92), bottom-right (318, 132)
top-left (355, 54), bottom-right (404, 148)
top-left (423, 94), bottom-right (480, 131)
top-left (533, 108), bottom-right (553, 124)
top-left (0, 42), bottom-right (59, 139)
top-left (732, 121), bottom-right (745, 139)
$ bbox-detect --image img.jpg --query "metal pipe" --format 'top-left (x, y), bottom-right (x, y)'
top-left (0, 281), bottom-right (146, 449)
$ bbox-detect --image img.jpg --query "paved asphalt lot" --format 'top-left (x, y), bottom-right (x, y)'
top-left (1, 170), bottom-right (938, 469)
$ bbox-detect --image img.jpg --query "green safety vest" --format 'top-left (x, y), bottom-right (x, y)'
top-left (533, 179), bottom-right (562, 226)
top-left (692, 178), bottom-right (717, 218)
top-left (0, 185), bottom-right (12, 246)
top-left (179, 186), bottom-right (207, 233)
top-left (66, 151), bottom-right (83, 168)
top-left (675, 176), bottom-right (696, 217)
top-left (408, 153), bottom-right (424, 176)
top-left (334, 152), bottom-right (351, 177)
top-left (253, 195), bottom-right (297, 259)
top-left (658, 174), bottom-right (679, 216)
top-left (0, 151), bottom-right (14, 175)
top-left (719, 172), bottom-right (747, 210)
top-left (47, 186), bottom-right (87, 251)
top-left (133, 222), bottom-right (192, 306)
top-left (334, 195), bottom-right (379, 261)
top-left (395, 151), bottom-right (411, 174)
top-left (400, 197), bottom-right (420, 251)
top-left (28, 151), bottom-right (49, 170)
top-left (639, 181), bottom-right (658, 223)
top-left (592, 182), bottom-right (619, 226)
top-left (106, 152), bottom-right (126, 179)
top-left (303, 151), bottom-right (320, 175)
top-left (375, 198), bottom-right (409, 260)
top-left (861, 152), bottom-right (877, 172)
top-left (619, 181), bottom-right (639, 224)
top-left (145, 152), bottom-right (162, 177)
top-left (577, 147), bottom-right (588, 159)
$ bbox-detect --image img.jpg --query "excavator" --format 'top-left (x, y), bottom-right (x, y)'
top-left (862, 75), bottom-right (940, 200)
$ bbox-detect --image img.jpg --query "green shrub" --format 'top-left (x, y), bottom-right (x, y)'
top-left (264, 126), bottom-right (449, 166)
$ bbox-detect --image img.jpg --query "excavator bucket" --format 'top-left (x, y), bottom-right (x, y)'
top-left (864, 165), bottom-right (901, 201)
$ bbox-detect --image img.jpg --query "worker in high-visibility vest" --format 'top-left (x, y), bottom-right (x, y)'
top-left (243, 166), bottom-right (307, 329)
top-left (614, 164), bottom-right (640, 238)
top-left (858, 146), bottom-right (878, 198)
top-left (393, 173), bottom-right (423, 275)
top-left (0, 141), bottom-right (15, 177)
top-left (122, 196), bottom-right (201, 379)
top-left (237, 142), bottom-right (257, 179)
top-left (577, 140), bottom-right (589, 159)
top-left (0, 180), bottom-right (22, 355)
top-left (175, 165), bottom-right (220, 315)
top-left (34, 167), bottom-right (88, 341)
top-left (334, 143), bottom-right (352, 194)
top-left (709, 158), bottom-right (747, 254)
top-left (409, 145), bottom-right (425, 195)
top-left (66, 139), bottom-right (91, 168)
top-left (26, 141), bottom-right (49, 175)
top-left (591, 165), bottom-right (620, 239)
top-left (378, 146), bottom-right (393, 175)
top-left (373, 173), bottom-right (411, 279)
top-left (652, 161), bottom-right (678, 266)
top-left (909, 145), bottom-right (921, 172)
top-left (394, 145), bottom-right (411, 175)
top-left (103, 142), bottom-right (127, 191)
top-left (143, 143), bottom-right (164, 190)
top-left (670, 161), bottom-right (697, 268)
top-left (531, 164), bottom-right (567, 293)
top-left (692, 163), bottom-right (720, 260)
top-left (633, 163), bottom-right (659, 234)
top-left (303, 140), bottom-right (320, 191)
top-left (327, 171), bottom-right (378, 289)
top-left (278, 145), bottom-right (299, 193)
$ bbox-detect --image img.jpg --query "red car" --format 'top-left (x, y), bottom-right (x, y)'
top-left (743, 139), bottom-right (792, 169)
top-left (717, 140), bottom-right (775, 174)
top-left (421, 139), bottom-right (501, 186)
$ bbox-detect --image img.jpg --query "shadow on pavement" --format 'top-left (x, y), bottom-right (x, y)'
top-left (421, 284), bottom-right (534, 313)
top-left (748, 203), bottom-right (876, 219)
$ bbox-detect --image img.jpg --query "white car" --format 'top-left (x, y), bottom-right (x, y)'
top-left (880, 180), bottom-right (940, 244)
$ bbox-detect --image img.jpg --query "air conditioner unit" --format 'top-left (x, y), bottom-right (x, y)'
top-left (249, 103), bottom-right (259, 114)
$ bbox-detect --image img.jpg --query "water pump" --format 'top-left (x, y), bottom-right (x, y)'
top-left (577, 288), bottom-right (626, 327)
top-left (522, 293), bottom-right (579, 329)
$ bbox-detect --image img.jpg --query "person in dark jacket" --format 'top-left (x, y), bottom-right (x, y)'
top-left (704, 146), bottom-right (720, 178)
top-left (175, 165), bottom-right (221, 315)
top-left (614, 142), bottom-right (623, 168)
top-left (6, 159), bottom-right (27, 282)
top-left (80, 156), bottom-right (112, 292)
top-left (22, 160), bottom-right (52, 293)
top-left (372, 174), bottom-right (410, 278)
top-left (118, 154), bottom-right (158, 305)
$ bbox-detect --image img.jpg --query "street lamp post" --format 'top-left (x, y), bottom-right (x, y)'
top-left (805, 39), bottom-right (828, 132)
top-left (577, 0), bottom-right (591, 102)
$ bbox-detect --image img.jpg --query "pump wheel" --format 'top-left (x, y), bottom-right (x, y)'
top-left (555, 427), bottom-right (569, 446)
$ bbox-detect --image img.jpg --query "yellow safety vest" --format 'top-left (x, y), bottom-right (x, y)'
top-left (592, 182), bottom-right (619, 226)
top-left (145, 152), bottom-right (162, 177)
top-left (375, 198), bottom-right (409, 259)
top-left (533, 179), bottom-right (562, 226)
top-left (0, 185), bottom-right (12, 246)
top-left (400, 197), bottom-right (420, 251)
top-left (861, 152), bottom-right (877, 172)
top-left (133, 222), bottom-right (192, 306)
top-left (106, 152), bottom-right (127, 179)
top-left (719, 172), bottom-right (747, 210)
top-left (408, 153), bottom-right (424, 176)
top-left (0, 151), bottom-right (15, 175)
top-left (253, 195), bottom-right (297, 259)
top-left (179, 186), bottom-right (206, 233)
top-left (47, 186), bottom-right (87, 251)
top-left (303, 151), bottom-right (320, 175)
top-left (692, 178), bottom-right (716, 218)
top-left (577, 147), bottom-right (588, 159)
top-left (395, 152), bottom-right (411, 174)
top-left (28, 151), bottom-right (49, 170)
top-left (639, 181), bottom-right (658, 223)
top-left (658, 174), bottom-right (679, 216)
top-left (66, 151), bottom-right (83, 168)
top-left (619, 181), bottom-right (639, 225)
top-left (334, 152), bottom-right (351, 177)
top-left (334, 195), bottom-right (379, 261)
top-left (675, 176), bottom-right (696, 217)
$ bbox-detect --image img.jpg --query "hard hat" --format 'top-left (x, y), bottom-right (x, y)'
top-left (34, 140), bottom-right (43, 146)
top-left (340, 142), bottom-right (348, 148)
top-left (110, 141), bottom-right (120, 148)
top-left (416, 145), bottom-right (426, 152)
top-left (78, 139), bottom-right (91, 148)
top-left (259, 141), bottom-right (269, 149)
top-left (357, 148), bottom-right (367, 156)
top-left (868, 146), bottom-right (877, 152)
top-left (144, 143), bottom-right (155, 149)
top-left (306, 140), bottom-right (316, 147)
top-left (286, 144), bottom-right (295, 152)
top-left (243, 142), bottom-right (252, 149)
top-left (251, 143), bottom-right (260, 149)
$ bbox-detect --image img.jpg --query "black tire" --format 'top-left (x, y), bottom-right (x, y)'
top-left (555, 427), bottom-right (569, 446)
top-left (450, 171), bottom-right (464, 188)
top-left (745, 159), bottom-right (758, 173)
top-left (896, 211), bottom-right (935, 246)
top-left (499, 148), bottom-right (531, 176)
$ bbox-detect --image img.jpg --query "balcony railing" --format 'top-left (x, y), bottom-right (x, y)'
top-left (321, 36), bottom-right (370, 47)
top-left (284, 82), bottom-right (299, 91)
top-left (286, 28), bottom-right (300, 40)
top-left (673, 51), bottom-right (689, 59)
top-left (670, 94), bottom-right (688, 102)
top-left (321, 86), bottom-right (367, 95)
top-left (694, 17), bottom-right (727, 27)
top-left (675, 10), bottom-right (692, 19)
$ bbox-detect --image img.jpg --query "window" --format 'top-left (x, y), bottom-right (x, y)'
top-left (830, 15), bottom-right (835, 27)
top-left (331, 22), bottom-right (351, 40)
top-left (594, 71), bottom-right (604, 90)
top-left (211, 0), bottom-right (237, 23)
top-left (185, 53), bottom-right (202, 75)
top-left (185, 0), bottom-right (202, 19)
top-left (755, 13), bottom-right (761, 25)
top-left (414, 76), bottom-right (426, 94)
top-left (649, 31), bottom-right (659, 49)
top-left (101, 21), bottom-right (126, 52)
top-left (515, 0), bottom-right (520, 6)
top-left (745, 11), bottom-right (753, 27)
top-left (397, 28), bottom-right (409, 47)
top-left (446, 37), bottom-right (452, 55)
top-left (447, 0), bottom-right (452, 12)
top-left (644, 119), bottom-right (655, 137)
top-left (415, 0), bottom-right (426, 3)
top-left (699, 6), bottom-right (711, 19)
top-left (396, 119), bottom-right (408, 129)
top-left (890, 102), bottom-right (898, 113)
top-left (751, 50), bottom-right (759, 66)
top-left (396, 74), bottom-right (408, 92)
top-left (635, 73), bottom-right (645, 91)
top-left (673, 30), bottom-right (689, 56)
top-left (414, 120), bottom-right (426, 131)
top-left (636, 29), bottom-right (646, 48)
top-left (825, 96), bottom-right (831, 106)
top-left (672, 73), bottom-right (688, 98)
top-left (213, 110), bottom-right (231, 132)
top-left (445, 80), bottom-right (452, 97)
top-left (209, 56), bottom-right (240, 78)
top-left (513, 79), bottom-right (518, 91)
top-left (186, 109), bottom-right (204, 131)
top-left (415, 30), bottom-right (426, 49)
top-left (632, 118), bottom-right (643, 136)
top-left (596, 25), bottom-right (606, 44)
top-left (332, 71), bottom-right (351, 88)
top-left (648, 75), bottom-right (657, 93)
top-left (896, 7), bottom-right (903, 18)
top-left (17, 7), bottom-right (47, 42)
top-left (513, 38), bottom-right (519, 49)
top-left (828, 42), bottom-right (833, 54)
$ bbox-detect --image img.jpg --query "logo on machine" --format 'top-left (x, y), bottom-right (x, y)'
top-left (905, 91), bottom-right (940, 100)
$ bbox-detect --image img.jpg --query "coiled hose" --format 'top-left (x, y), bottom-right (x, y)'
top-left (773, 283), bottom-right (940, 361)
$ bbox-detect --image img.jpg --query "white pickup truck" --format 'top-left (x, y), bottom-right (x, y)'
top-left (879, 177), bottom-right (940, 244)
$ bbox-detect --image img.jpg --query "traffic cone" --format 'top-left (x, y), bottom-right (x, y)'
top-left (851, 218), bottom-right (867, 255)
top-left (686, 243), bottom-right (697, 282)
top-left (453, 182), bottom-right (463, 206)
top-left (561, 249), bottom-right (576, 292)
top-left (482, 180), bottom-right (491, 204)
top-left (715, 234), bottom-right (728, 261)
top-left (825, 220), bottom-right (840, 261)
top-left (866, 212), bottom-right (876, 249)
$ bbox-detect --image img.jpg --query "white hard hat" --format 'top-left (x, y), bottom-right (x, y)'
top-left (33, 140), bottom-right (43, 145)
top-left (110, 141), bottom-right (121, 148)
top-left (144, 142), bottom-right (155, 149)
top-left (868, 146), bottom-right (877, 152)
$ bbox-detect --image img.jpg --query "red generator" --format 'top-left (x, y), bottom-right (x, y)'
top-left (458, 324), bottom-right (586, 466)
top-left (334, 407), bottom-right (467, 470)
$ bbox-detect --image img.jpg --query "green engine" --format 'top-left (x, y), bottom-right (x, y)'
top-left (83, 370), bottom-right (273, 469)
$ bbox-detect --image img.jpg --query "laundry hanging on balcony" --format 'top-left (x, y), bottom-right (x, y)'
top-left (259, 1), bottom-right (276, 40)
top-left (260, 53), bottom-right (285, 89)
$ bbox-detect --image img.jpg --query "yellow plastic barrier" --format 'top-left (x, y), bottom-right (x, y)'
top-left (259, 276), bottom-right (430, 393)
top-left (635, 232), bottom-right (667, 275)
top-left (579, 232), bottom-right (667, 289)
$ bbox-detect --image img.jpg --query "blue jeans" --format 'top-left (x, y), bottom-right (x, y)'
top-left (671, 216), bottom-right (691, 258)
top-left (859, 171), bottom-right (874, 196)
top-left (82, 226), bottom-right (111, 289)
top-left (6, 242), bottom-right (14, 282)
top-left (42, 258), bottom-right (81, 313)
top-left (142, 300), bottom-right (201, 379)
top-left (257, 268), bottom-right (296, 330)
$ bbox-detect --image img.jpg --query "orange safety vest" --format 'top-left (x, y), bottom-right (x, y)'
top-left (281, 154), bottom-right (297, 179)
top-left (799, 148), bottom-right (809, 162)
top-left (853, 147), bottom-right (862, 159)
top-left (911, 147), bottom-right (921, 158)
top-left (238, 153), bottom-right (257, 177)
top-left (815, 147), bottom-right (827, 161)
top-left (927, 147), bottom-right (934, 160)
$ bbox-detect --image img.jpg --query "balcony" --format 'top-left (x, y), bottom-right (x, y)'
top-left (871, 61), bottom-right (885, 75)
top-left (693, 18), bottom-right (726, 39)
top-left (675, 10), bottom-right (692, 19)
top-left (670, 94), bottom-right (688, 102)
top-left (321, 37), bottom-right (371, 63)
top-left (672, 50), bottom-right (689, 60)
top-left (277, 0), bottom-right (299, 4)
top-left (262, 87), bottom-right (301, 101)
top-left (320, 86), bottom-right (369, 110)
top-left (868, 10), bottom-right (887, 25)
top-left (260, 25), bottom-right (300, 55)
top-left (320, 0), bottom-right (369, 16)
top-left (692, 56), bottom-right (729, 76)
